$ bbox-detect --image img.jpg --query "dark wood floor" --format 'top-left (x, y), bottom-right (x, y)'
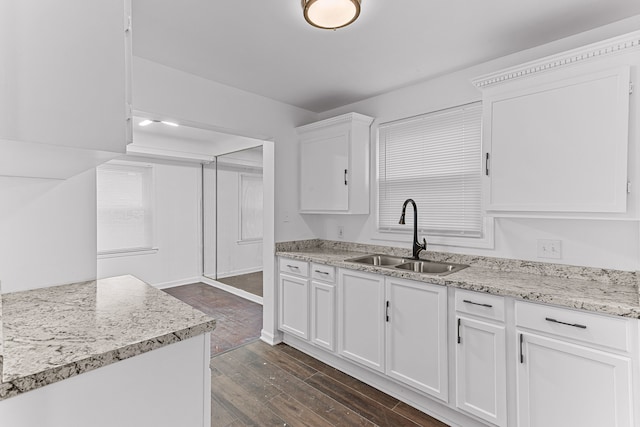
top-left (216, 271), bottom-right (263, 297)
top-left (164, 282), bottom-right (449, 427)
top-left (163, 283), bottom-right (263, 355)
top-left (214, 341), bottom-right (450, 427)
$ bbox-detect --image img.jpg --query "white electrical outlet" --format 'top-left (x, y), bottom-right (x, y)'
top-left (337, 226), bottom-right (344, 239)
top-left (537, 239), bottom-right (562, 259)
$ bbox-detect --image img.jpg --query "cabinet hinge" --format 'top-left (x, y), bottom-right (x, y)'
top-left (385, 301), bottom-right (390, 322)
top-left (627, 181), bottom-right (632, 194)
top-left (630, 81), bottom-right (634, 95)
top-left (125, 15), bottom-right (132, 33)
top-left (344, 169), bottom-right (348, 186)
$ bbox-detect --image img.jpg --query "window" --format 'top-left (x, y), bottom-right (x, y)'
top-left (378, 102), bottom-right (483, 239)
top-left (97, 163), bottom-right (154, 254)
top-left (239, 173), bottom-right (263, 241)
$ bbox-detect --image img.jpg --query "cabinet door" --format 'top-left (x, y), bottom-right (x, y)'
top-left (385, 278), bottom-right (448, 401)
top-left (338, 269), bottom-right (385, 372)
top-left (485, 65), bottom-right (630, 213)
top-left (300, 131), bottom-right (349, 212)
top-left (0, 0), bottom-right (129, 153)
top-left (517, 332), bottom-right (633, 427)
top-left (311, 281), bottom-right (335, 351)
top-left (455, 316), bottom-right (507, 427)
top-left (278, 274), bottom-right (309, 339)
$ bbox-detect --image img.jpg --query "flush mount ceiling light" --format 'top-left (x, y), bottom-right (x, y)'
top-left (302, 0), bottom-right (361, 30)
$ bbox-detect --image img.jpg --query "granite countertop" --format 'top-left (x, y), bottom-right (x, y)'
top-left (276, 240), bottom-right (640, 319)
top-left (0, 275), bottom-right (216, 401)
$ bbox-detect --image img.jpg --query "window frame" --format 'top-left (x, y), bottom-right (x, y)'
top-left (373, 103), bottom-right (494, 250)
top-left (237, 172), bottom-right (264, 244)
top-left (96, 160), bottom-right (157, 257)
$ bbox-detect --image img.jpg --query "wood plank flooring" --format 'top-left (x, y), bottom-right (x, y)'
top-left (164, 282), bottom-right (450, 426)
top-left (214, 341), bottom-right (450, 427)
top-left (163, 283), bottom-right (263, 355)
top-left (216, 271), bottom-right (263, 297)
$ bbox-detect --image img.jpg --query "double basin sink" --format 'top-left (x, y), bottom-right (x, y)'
top-left (345, 254), bottom-right (468, 276)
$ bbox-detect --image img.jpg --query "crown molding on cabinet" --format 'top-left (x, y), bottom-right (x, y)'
top-left (472, 30), bottom-right (640, 89)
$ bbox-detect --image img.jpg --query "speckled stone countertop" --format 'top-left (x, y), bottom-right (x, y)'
top-left (0, 275), bottom-right (216, 401)
top-left (277, 239), bottom-right (640, 319)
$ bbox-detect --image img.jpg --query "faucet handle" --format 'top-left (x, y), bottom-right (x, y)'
top-left (422, 238), bottom-right (427, 250)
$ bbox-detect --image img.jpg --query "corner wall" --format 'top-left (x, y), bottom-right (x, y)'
top-left (0, 170), bottom-right (97, 293)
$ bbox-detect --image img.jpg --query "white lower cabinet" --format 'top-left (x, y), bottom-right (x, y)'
top-left (311, 279), bottom-right (336, 351)
top-left (516, 301), bottom-right (635, 427)
top-left (278, 257), bottom-right (639, 427)
top-left (385, 277), bottom-right (448, 401)
top-left (338, 269), bottom-right (386, 372)
top-left (278, 273), bottom-right (309, 339)
top-left (517, 333), bottom-right (633, 427)
top-left (454, 290), bottom-right (507, 427)
top-left (310, 264), bottom-right (337, 351)
top-left (456, 316), bottom-right (507, 426)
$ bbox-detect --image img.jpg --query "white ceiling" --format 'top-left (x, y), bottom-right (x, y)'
top-left (132, 1), bottom-right (640, 113)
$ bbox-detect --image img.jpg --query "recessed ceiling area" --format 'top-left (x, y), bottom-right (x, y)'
top-left (130, 115), bottom-right (264, 159)
top-left (132, 1), bottom-right (640, 113)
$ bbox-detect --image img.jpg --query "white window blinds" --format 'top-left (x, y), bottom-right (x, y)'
top-left (378, 102), bottom-right (482, 237)
top-left (97, 163), bottom-right (153, 253)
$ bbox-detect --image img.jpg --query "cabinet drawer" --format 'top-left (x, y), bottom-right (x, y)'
top-left (311, 263), bottom-right (336, 282)
top-left (515, 301), bottom-right (630, 352)
top-left (279, 258), bottom-right (309, 276)
top-left (455, 289), bottom-right (505, 322)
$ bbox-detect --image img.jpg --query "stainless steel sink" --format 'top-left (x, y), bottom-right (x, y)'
top-left (345, 254), bottom-right (468, 276)
top-left (345, 254), bottom-right (411, 266)
top-left (394, 260), bottom-right (468, 276)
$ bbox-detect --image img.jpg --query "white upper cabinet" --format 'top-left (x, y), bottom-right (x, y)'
top-left (297, 113), bottom-right (374, 214)
top-left (0, 0), bottom-right (132, 179)
top-left (473, 31), bottom-right (640, 215)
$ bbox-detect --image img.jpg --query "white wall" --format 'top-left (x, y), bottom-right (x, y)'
top-left (132, 56), bottom-right (318, 243)
top-left (307, 16), bottom-right (640, 271)
top-left (0, 170), bottom-right (97, 293)
top-left (97, 158), bottom-right (202, 288)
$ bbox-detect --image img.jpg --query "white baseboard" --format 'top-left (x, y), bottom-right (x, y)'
top-left (260, 329), bottom-right (283, 346)
top-left (216, 266), bottom-right (262, 279)
top-left (200, 276), bottom-right (263, 305)
top-left (152, 276), bottom-right (202, 290)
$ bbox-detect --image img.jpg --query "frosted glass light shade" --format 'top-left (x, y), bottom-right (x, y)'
top-left (302, 0), bottom-right (361, 29)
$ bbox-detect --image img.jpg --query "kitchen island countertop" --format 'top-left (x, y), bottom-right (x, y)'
top-left (0, 275), bottom-right (215, 400)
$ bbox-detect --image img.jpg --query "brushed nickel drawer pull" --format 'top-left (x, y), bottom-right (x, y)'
top-left (315, 270), bottom-right (330, 275)
top-left (463, 299), bottom-right (493, 308)
top-left (286, 265), bottom-right (299, 269)
top-left (545, 317), bottom-right (587, 329)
